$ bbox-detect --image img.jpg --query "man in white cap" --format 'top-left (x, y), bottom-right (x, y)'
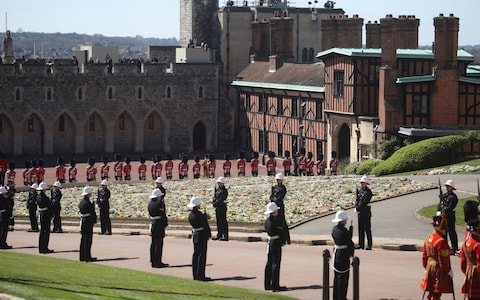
top-left (148, 189), bottom-right (168, 268)
top-left (154, 177), bottom-right (166, 198)
top-left (36, 182), bottom-right (53, 253)
top-left (79, 186), bottom-right (97, 262)
top-left (27, 183), bottom-right (39, 232)
top-left (264, 202), bottom-right (288, 292)
top-left (97, 179), bottom-right (112, 235)
top-left (270, 172), bottom-right (290, 244)
top-left (0, 186), bottom-right (12, 249)
top-left (212, 176), bottom-right (229, 241)
top-left (355, 175), bottom-right (373, 250)
top-left (331, 210), bottom-right (354, 300)
top-left (439, 179), bottom-right (459, 255)
top-left (51, 181), bottom-right (63, 233)
top-left (187, 196), bottom-right (212, 281)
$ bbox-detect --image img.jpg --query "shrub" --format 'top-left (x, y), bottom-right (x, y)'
top-left (343, 161), bottom-right (361, 175)
top-left (379, 134), bottom-right (405, 160)
top-left (356, 159), bottom-right (382, 175)
top-left (371, 135), bottom-right (468, 176)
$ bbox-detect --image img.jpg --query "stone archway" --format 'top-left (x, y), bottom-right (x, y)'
top-left (143, 111), bottom-right (166, 153)
top-left (114, 111), bottom-right (135, 153)
top-left (53, 113), bottom-right (76, 154)
top-left (193, 122), bottom-right (206, 151)
top-left (84, 112), bottom-right (106, 154)
top-left (338, 123), bottom-right (351, 162)
top-left (22, 113), bottom-right (44, 155)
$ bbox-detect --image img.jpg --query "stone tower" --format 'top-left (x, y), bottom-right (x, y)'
top-left (180, 0), bottom-right (220, 52)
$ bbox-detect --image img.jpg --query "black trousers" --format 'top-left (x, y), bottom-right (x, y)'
top-left (357, 209), bottom-right (372, 248)
top-left (192, 233), bottom-right (208, 280)
top-left (446, 212), bottom-right (458, 251)
top-left (0, 215), bottom-right (9, 246)
top-left (215, 207), bottom-right (228, 239)
top-left (264, 239), bottom-right (282, 289)
top-left (99, 206), bottom-right (111, 234)
top-left (150, 223), bottom-right (165, 266)
top-left (333, 269), bottom-right (350, 300)
top-left (52, 204), bottom-right (62, 231)
top-left (28, 205), bottom-right (38, 230)
top-left (38, 211), bottom-right (51, 252)
top-left (80, 218), bottom-right (94, 261)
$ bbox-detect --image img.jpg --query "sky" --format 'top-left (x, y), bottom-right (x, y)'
top-left (2, 0), bottom-right (478, 46)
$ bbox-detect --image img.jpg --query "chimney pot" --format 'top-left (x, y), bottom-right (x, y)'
top-left (449, 13), bottom-right (454, 17)
top-left (439, 13), bottom-right (444, 17)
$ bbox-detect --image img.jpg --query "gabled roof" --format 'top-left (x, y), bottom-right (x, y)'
top-left (232, 61), bottom-right (324, 93)
top-left (316, 48), bottom-right (474, 61)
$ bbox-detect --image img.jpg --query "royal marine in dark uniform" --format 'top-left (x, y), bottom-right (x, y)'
top-left (212, 177), bottom-right (229, 241)
top-left (148, 189), bottom-right (169, 268)
top-left (27, 183), bottom-right (39, 232)
top-left (36, 182), bottom-right (53, 254)
top-left (270, 173), bottom-right (290, 244)
top-left (0, 186), bottom-right (12, 249)
top-left (51, 181), bottom-right (63, 233)
top-left (188, 196), bottom-right (212, 281)
top-left (355, 175), bottom-right (373, 250)
top-left (438, 179), bottom-right (459, 254)
top-left (97, 179), bottom-right (112, 235)
top-left (79, 186), bottom-right (97, 262)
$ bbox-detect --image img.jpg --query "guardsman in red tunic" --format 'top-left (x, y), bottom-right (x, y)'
top-left (113, 153), bottom-right (123, 181)
top-left (330, 150), bottom-right (339, 175)
top-left (251, 152), bottom-right (259, 177)
top-left (68, 159), bottom-right (77, 183)
top-left (460, 219), bottom-right (480, 299)
top-left (282, 151), bottom-right (292, 176)
top-left (316, 153), bottom-right (326, 176)
top-left (101, 155), bottom-right (110, 180)
top-left (0, 152), bottom-right (7, 186)
top-left (123, 157), bottom-right (132, 181)
top-left (223, 153), bottom-right (231, 177)
top-left (55, 157), bottom-right (66, 183)
top-left (37, 159), bottom-right (45, 183)
top-left (305, 152), bottom-right (314, 176)
top-left (297, 149), bottom-right (306, 176)
top-left (138, 156), bottom-right (147, 180)
top-left (151, 155), bottom-right (158, 180)
top-left (6, 161), bottom-right (15, 187)
top-left (237, 151), bottom-right (246, 177)
top-left (86, 157), bottom-right (97, 182)
top-left (420, 215), bottom-right (453, 300)
top-left (165, 154), bottom-right (174, 180)
top-left (266, 151), bottom-right (276, 176)
top-left (192, 156), bottom-right (201, 179)
top-left (23, 160), bottom-right (32, 186)
top-left (152, 155), bottom-right (163, 180)
top-left (178, 155), bottom-right (189, 179)
top-left (207, 154), bottom-right (216, 178)
top-left (29, 159), bottom-right (39, 185)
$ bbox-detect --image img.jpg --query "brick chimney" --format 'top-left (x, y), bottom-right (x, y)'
top-left (321, 14), bottom-right (363, 50)
top-left (434, 13), bottom-right (459, 69)
top-left (380, 14), bottom-right (397, 67)
top-left (269, 11), bottom-right (294, 61)
top-left (251, 19), bottom-right (270, 61)
top-left (269, 55), bottom-right (283, 72)
top-left (366, 21), bottom-right (380, 48)
top-left (396, 15), bottom-right (419, 49)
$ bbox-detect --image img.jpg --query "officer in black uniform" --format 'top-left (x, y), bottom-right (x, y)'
top-left (439, 179), bottom-right (459, 254)
top-left (212, 177), bottom-right (229, 241)
top-left (331, 210), bottom-right (355, 300)
top-left (36, 182), bottom-right (53, 253)
top-left (0, 186), bottom-right (12, 249)
top-left (97, 179), bottom-right (112, 235)
top-left (188, 196), bottom-right (212, 281)
top-left (264, 202), bottom-right (288, 292)
top-left (355, 175), bottom-right (373, 250)
top-left (270, 172), bottom-right (290, 244)
top-left (51, 181), bottom-right (63, 233)
top-left (27, 183), bottom-right (39, 232)
top-left (79, 186), bottom-right (97, 262)
top-left (6, 181), bottom-right (15, 232)
top-left (148, 189), bottom-right (169, 268)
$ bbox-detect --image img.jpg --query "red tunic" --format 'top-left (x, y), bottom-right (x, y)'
top-left (123, 164), bottom-right (132, 179)
top-left (330, 159), bottom-right (339, 173)
top-left (29, 167), bottom-right (38, 183)
top-left (55, 165), bottom-right (66, 181)
top-left (316, 160), bottom-right (326, 175)
top-left (305, 159), bottom-right (314, 174)
top-left (138, 164), bottom-right (147, 179)
top-left (179, 162), bottom-right (188, 178)
top-left (237, 159), bottom-right (246, 175)
top-left (37, 167), bottom-right (45, 182)
top-left (282, 158), bottom-right (292, 173)
top-left (420, 231), bottom-right (453, 294)
top-left (23, 168), bottom-right (31, 184)
top-left (192, 163), bottom-right (201, 177)
top-left (165, 160), bottom-right (174, 177)
top-left (114, 162), bottom-right (123, 178)
top-left (0, 159), bottom-right (7, 173)
top-left (223, 161), bottom-right (231, 175)
top-left (266, 159), bottom-right (276, 174)
top-left (153, 162), bottom-right (163, 178)
top-left (101, 164), bottom-right (110, 179)
top-left (6, 170), bottom-right (15, 183)
top-left (86, 166), bottom-right (97, 181)
top-left (207, 161), bottom-right (216, 177)
top-left (250, 159), bottom-right (259, 173)
top-left (461, 234), bottom-right (480, 298)
top-left (298, 155), bottom-right (306, 171)
top-left (68, 166), bottom-right (77, 182)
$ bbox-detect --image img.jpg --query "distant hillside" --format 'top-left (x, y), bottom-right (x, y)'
top-left (9, 31), bottom-right (179, 59)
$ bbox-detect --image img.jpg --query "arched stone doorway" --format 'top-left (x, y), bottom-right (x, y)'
top-left (22, 113), bottom-right (44, 155)
top-left (84, 112), bottom-right (106, 154)
top-left (53, 113), bottom-right (76, 154)
top-left (193, 122), bottom-right (206, 151)
top-left (114, 111), bottom-right (135, 153)
top-left (338, 123), bottom-right (351, 162)
top-left (143, 111), bottom-right (166, 153)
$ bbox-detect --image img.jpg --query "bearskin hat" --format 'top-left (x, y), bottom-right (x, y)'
top-left (182, 155), bottom-right (188, 164)
top-left (152, 155), bottom-right (158, 164)
top-left (167, 153), bottom-right (173, 161)
top-left (238, 150), bottom-right (245, 160)
top-left (114, 153), bottom-right (121, 162)
top-left (268, 151), bottom-right (275, 159)
top-left (464, 200), bottom-right (480, 226)
top-left (156, 154), bottom-right (162, 162)
top-left (140, 156), bottom-right (146, 164)
top-left (31, 159), bottom-right (38, 168)
top-left (307, 151), bottom-right (313, 160)
top-left (300, 148), bottom-right (306, 156)
top-left (209, 153), bottom-right (215, 162)
top-left (332, 150), bottom-right (337, 158)
top-left (70, 158), bottom-right (77, 167)
top-left (193, 155), bottom-right (199, 163)
top-left (103, 155), bottom-right (109, 165)
top-left (284, 150), bottom-right (290, 158)
top-left (318, 153), bottom-right (324, 161)
top-left (253, 151), bottom-right (259, 159)
top-left (38, 158), bottom-right (44, 168)
top-left (57, 156), bottom-right (65, 166)
top-left (0, 151), bottom-right (4, 159)
top-left (88, 157), bottom-right (95, 166)
top-left (224, 153), bottom-right (230, 161)
top-left (125, 156), bottom-right (131, 164)
top-left (8, 161), bottom-right (15, 171)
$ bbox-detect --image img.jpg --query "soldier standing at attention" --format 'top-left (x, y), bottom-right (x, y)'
top-left (79, 186), bottom-right (97, 262)
top-left (270, 172), bottom-right (290, 244)
top-left (150, 155), bottom-right (158, 180)
top-left (138, 156), bottom-right (147, 180)
top-left (188, 196), bottom-right (212, 281)
top-left (251, 152), bottom-right (259, 177)
top-left (51, 181), bottom-right (63, 233)
top-left (305, 152), bottom-right (314, 176)
top-left (316, 153), bottom-right (326, 176)
top-left (148, 189), bottom-right (169, 268)
top-left (6, 161), bottom-right (16, 189)
top-left (101, 155), bottom-right (110, 180)
top-left (23, 160), bottom-right (31, 186)
top-left (439, 179), bottom-right (459, 255)
top-left (153, 155), bottom-right (163, 180)
top-left (460, 218), bottom-right (480, 299)
top-left (192, 156), bottom-right (201, 179)
top-left (27, 183), bottom-right (39, 232)
top-left (36, 182), bottom-right (53, 254)
top-left (97, 179), bottom-right (112, 235)
top-left (0, 152), bottom-right (7, 186)
top-left (154, 177), bottom-right (166, 197)
top-left (222, 153), bottom-right (231, 177)
top-left (113, 153), bottom-right (123, 181)
top-left (37, 159), bottom-right (45, 183)
top-left (329, 151), bottom-right (339, 175)
top-left (266, 152), bottom-right (277, 176)
top-left (178, 155), bottom-right (189, 179)
top-left (30, 159), bottom-right (39, 185)
top-left (165, 154), bottom-right (174, 180)
top-left (68, 159), bottom-right (77, 183)
top-left (331, 210), bottom-right (355, 300)
top-left (282, 151), bottom-right (292, 176)
top-left (420, 215), bottom-right (453, 299)
top-left (0, 186), bottom-right (12, 249)
top-left (237, 151), bottom-right (246, 177)
top-left (207, 154), bottom-right (216, 178)
top-left (355, 175), bottom-right (373, 250)
top-left (123, 157), bottom-right (132, 181)
top-left (264, 202), bottom-right (288, 292)
top-left (212, 176), bottom-right (229, 241)
top-left (297, 149), bottom-right (306, 176)
top-left (86, 157), bottom-right (97, 182)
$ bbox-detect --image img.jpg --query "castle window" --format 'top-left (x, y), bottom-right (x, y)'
top-left (137, 86), bottom-right (143, 100)
top-left (148, 114), bottom-right (155, 130)
top-left (333, 70), bottom-right (344, 98)
top-left (277, 97), bottom-right (283, 116)
top-left (308, 48), bottom-right (315, 62)
top-left (89, 115), bottom-right (95, 131)
top-left (15, 88), bottom-right (21, 101)
top-left (166, 86), bottom-right (172, 99)
top-left (107, 87), bottom-right (114, 100)
top-left (315, 99), bottom-right (323, 120)
top-left (277, 134), bottom-right (283, 157)
top-left (59, 115), bottom-right (65, 132)
top-left (302, 48), bottom-right (308, 63)
top-left (27, 115), bottom-right (34, 133)
top-left (77, 87), bottom-right (84, 100)
top-left (46, 87), bottom-right (54, 101)
top-left (413, 94), bottom-right (428, 115)
top-left (119, 114), bottom-right (125, 130)
top-left (198, 86), bottom-right (203, 98)
top-left (246, 94), bottom-right (251, 111)
top-left (291, 98), bottom-right (298, 117)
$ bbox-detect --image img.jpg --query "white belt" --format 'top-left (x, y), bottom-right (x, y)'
top-left (334, 245), bottom-right (348, 250)
top-left (150, 216), bottom-right (162, 220)
top-left (268, 235), bottom-right (280, 240)
top-left (81, 213), bottom-right (91, 217)
top-left (39, 207), bottom-right (48, 212)
top-left (0, 209), bottom-right (6, 213)
top-left (192, 227), bottom-right (204, 232)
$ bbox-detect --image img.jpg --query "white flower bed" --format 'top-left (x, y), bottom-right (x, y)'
top-left (13, 176), bottom-right (436, 225)
top-left (424, 165), bottom-right (480, 175)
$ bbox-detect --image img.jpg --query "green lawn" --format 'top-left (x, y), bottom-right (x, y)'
top-left (418, 196), bottom-right (479, 226)
top-left (391, 158), bottom-right (480, 176)
top-left (0, 252), bottom-right (293, 300)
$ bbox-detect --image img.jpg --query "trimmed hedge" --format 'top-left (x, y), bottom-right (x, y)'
top-left (371, 135), bottom-right (468, 176)
top-left (356, 159), bottom-right (382, 175)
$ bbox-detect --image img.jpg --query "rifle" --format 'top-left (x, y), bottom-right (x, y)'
top-left (438, 178), bottom-right (448, 233)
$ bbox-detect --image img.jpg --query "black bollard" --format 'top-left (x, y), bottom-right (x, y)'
top-left (352, 256), bottom-right (360, 300)
top-left (322, 249), bottom-right (331, 300)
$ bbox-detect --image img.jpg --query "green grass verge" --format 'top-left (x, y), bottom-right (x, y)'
top-left (417, 196), bottom-right (478, 226)
top-left (0, 252), bottom-right (293, 300)
top-left (391, 158), bottom-right (480, 176)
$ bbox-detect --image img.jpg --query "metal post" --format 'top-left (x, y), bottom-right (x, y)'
top-left (352, 256), bottom-right (360, 300)
top-left (322, 249), bottom-right (330, 300)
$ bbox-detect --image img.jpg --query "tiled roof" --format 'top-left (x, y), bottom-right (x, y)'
top-left (316, 48), bottom-right (474, 61)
